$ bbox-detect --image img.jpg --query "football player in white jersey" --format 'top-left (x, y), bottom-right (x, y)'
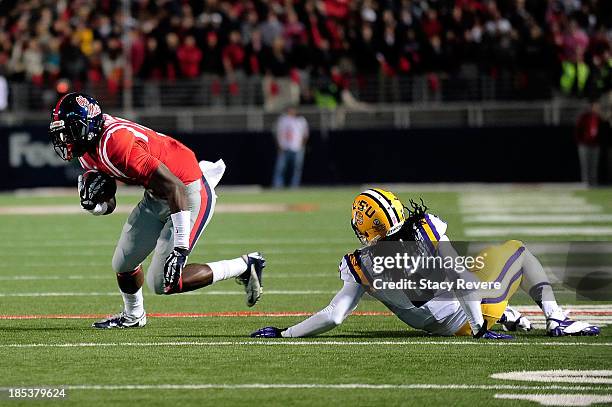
top-left (252, 189), bottom-right (600, 339)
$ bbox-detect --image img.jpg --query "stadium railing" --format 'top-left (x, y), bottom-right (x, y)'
top-left (2, 71), bottom-right (588, 131)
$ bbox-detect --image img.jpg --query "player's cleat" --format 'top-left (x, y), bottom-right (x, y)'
top-left (251, 326), bottom-right (284, 338)
top-left (92, 311), bottom-right (147, 329)
top-left (498, 306), bottom-right (532, 332)
top-left (236, 252), bottom-right (266, 307)
top-left (546, 317), bottom-right (600, 337)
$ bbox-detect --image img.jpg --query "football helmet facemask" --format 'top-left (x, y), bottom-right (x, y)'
top-left (49, 93), bottom-right (104, 161)
top-left (351, 188), bottom-right (406, 246)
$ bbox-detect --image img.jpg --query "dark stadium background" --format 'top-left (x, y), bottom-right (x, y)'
top-left (0, 0), bottom-right (610, 189)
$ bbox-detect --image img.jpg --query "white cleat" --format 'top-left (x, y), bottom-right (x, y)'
top-left (236, 252), bottom-right (266, 307)
top-left (546, 317), bottom-right (600, 337)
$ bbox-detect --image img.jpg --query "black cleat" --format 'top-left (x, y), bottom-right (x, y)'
top-left (92, 311), bottom-right (147, 329)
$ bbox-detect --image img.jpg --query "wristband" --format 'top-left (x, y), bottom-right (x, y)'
top-left (472, 320), bottom-right (488, 338)
top-left (171, 210), bottom-right (191, 249)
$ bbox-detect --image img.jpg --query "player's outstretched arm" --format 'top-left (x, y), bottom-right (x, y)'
top-left (251, 281), bottom-right (365, 338)
top-left (148, 163), bottom-right (191, 293)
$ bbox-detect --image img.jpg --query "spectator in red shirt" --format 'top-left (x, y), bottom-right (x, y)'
top-left (575, 101), bottom-right (602, 186)
top-left (177, 35), bottom-right (203, 79)
top-left (222, 30), bottom-right (246, 77)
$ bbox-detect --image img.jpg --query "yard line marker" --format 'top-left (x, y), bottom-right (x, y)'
top-left (0, 275), bottom-right (110, 281)
top-left (491, 370), bottom-right (612, 384)
top-left (0, 238), bottom-right (354, 248)
top-left (2, 307), bottom-right (610, 320)
top-left (0, 273), bottom-right (333, 281)
top-left (1, 341), bottom-right (610, 349)
top-left (0, 311), bottom-right (391, 320)
top-left (0, 383), bottom-right (608, 391)
top-left (0, 203), bottom-right (318, 216)
top-left (464, 214), bottom-right (612, 224)
top-left (460, 206), bottom-right (603, 214)
top-left (460, 199), bottom-right (588, 207)
top-left (494, 393), bottom-right (612, 406)
top-left (0, 290), bottom-right (338, 297)
top-left (465, 226), bottom-right (612, 237)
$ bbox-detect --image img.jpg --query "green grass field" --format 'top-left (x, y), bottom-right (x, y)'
top-left (0, 186), bottom-right (611, 406)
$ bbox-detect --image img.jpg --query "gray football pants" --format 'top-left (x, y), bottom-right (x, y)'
top-left (111, 176), bottom-right (216, 294)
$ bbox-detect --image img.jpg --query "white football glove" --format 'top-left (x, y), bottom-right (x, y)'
top-left (499, 306), bottom-right (532, 332)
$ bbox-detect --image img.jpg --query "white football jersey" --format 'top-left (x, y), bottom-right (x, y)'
top-left (339, 213), bottom-right (468, 336)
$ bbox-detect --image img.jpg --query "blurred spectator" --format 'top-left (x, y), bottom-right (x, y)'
top-left (178, 35), bottom-right (202, 78)
top-left (575, 101), bottom-right (603, 185)
top-left (23, 39), bottom-right (44, 86)
top-left (201, 32), bottom-right (223, 76)
top-left (0, 71), bottom-right (7, 111)
top-left (260, 10), bottom-right (283, 47)
top-left (102, 37), bottom-right (125, 93)
top-left (222, 30), bottom-right (245, 77)
top-left (0, 0), bottom-right (610, 106)
top-left (272, 106), bottom-right (309, 188)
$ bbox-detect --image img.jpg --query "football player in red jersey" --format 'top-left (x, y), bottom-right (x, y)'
top-left (49, 93), bottom-right (265, 328)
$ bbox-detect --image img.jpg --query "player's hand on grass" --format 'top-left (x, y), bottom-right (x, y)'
top-left (163, 247), bottom-right (190, 294)
top-left (250, 326), bottom-right (285, 338)
top-left (473, 320), bottom-right (514, 339)
top-left (479, 330), bottom-right (514, 339)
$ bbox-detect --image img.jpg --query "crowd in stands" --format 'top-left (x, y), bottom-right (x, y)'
top-left (0, 0), bottom-right (610, 107)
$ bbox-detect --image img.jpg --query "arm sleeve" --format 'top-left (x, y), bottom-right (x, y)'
top-left (282, 281), bottom-right (365, 338)
top-left (438, 234), bottom-right (485, 335)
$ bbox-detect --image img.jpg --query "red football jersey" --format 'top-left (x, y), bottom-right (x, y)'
top-left (78, 114), bottom-right (202, 186)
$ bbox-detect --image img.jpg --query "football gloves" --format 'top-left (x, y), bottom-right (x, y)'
top-left (480, 330), bottom-right (514, 340)
top-left (498, 307), bottom-right (532, 332)
top-left (250, 326), bottom-right (285, 338)
top-left (78, 171), bottom-right (114, 214)
top-left (473, 320), bottom-right (514, 340)
top-left (163, 247), bottom-right (190, 294)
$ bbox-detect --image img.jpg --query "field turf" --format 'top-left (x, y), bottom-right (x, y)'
top-left (0, 186), bottom-right (611, 406)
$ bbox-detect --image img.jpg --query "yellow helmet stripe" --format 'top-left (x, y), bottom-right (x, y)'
top-left (364, 189), bottom-right (399, 226)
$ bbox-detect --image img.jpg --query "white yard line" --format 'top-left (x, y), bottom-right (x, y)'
top-left (460, 206), bottom-right (603, 214)
top-left (464, 214), bottom-right (612, 224)
top-left (491, 370), bottom-right (612, 384)
top-left (0, 202), bottom-right (317, 216)
top-left (0, 341), bottom-right (610, 349)
top-left (494, 394), bottom-right (612, 406)
top-left (0, 290), bottom-right (338, 297)
top-left (465, 227), bottom-right (612, 237)
top-left (0, 238), bottom-right (354, 247)
top-left (0, 383), bottom-right (607, 391)
top-left (0, 273), bottom-right (333, 281)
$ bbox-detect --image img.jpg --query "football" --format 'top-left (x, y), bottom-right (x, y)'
top-left (82, 170), bottom-right (117, 203)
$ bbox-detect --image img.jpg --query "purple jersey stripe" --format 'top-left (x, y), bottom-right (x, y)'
top-left (481, 268), bottom-right (524, 304)
top-left (493, 246), bottom-right (525, 284)
top-left (425, 215), bottom-right (441, 241)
